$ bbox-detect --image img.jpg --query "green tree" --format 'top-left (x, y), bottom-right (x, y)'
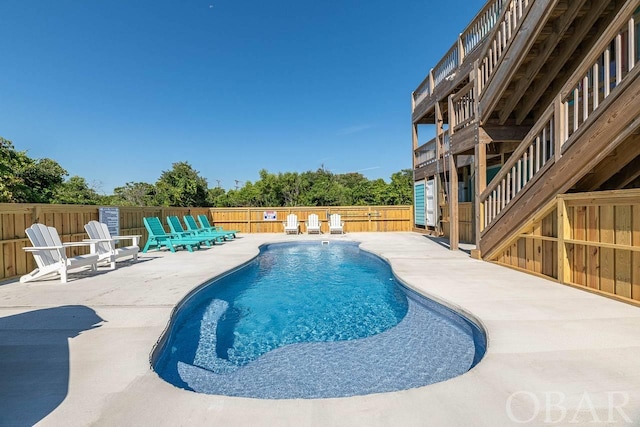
top-left (52, 176), bottom-right (102, 205)
top-left (14, 158), bottom-right (68, 203)
top-left (280, 172), bottom-right (306, 206)
top-left (300, 168), bottom-right (349, 206)
top-left (0, 137), bottom-right (68, 203)
top-left (386, 169), bottom-right (413, 205)
top-left (206, 186), bottom-right (226, 207)
top-left (1, 137), bottom-right (32, 202)
top-left (337, 172), bottom-right (372, 205)
top-left (112, 182), bottom-right (156, 206)
top-left (254, 169), bottom-right (282, 207)
top-left (155, 162), bottom-right (209, 207)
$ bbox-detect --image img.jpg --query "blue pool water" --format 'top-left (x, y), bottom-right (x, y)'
top-left (153, 241), bottom-right (486, 398)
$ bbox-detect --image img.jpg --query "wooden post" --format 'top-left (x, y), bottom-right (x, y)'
top-left (435, 102), bottom-right (444, 157)
top-left (31, 205), bottom-right (41, 225)
top-left (412, 124), bottom-right (419, 169)
top-left (429, 69), bottom-right (435, 94)
top-left (449, 154), bottom-right (459, 251)
top-left (554, 94), bottom-right (564, 160)
top-left (435, 101), bottom-right (445, 236)
top-left (474, 136), bottom-right (486, 254)
top-left (557, 197), bottom-right (571, 283)
top-left (448, 94), bottom-right (456, 135)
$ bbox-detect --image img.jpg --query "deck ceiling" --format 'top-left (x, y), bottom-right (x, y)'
top-left (485, 0), bottom-right (622, 126)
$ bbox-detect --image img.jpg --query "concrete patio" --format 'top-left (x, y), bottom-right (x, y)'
top-left (1, 232), bottom-right (639, 426)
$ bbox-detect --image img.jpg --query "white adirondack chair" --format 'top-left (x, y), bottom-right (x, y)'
top-left (283, 214), bottom-right (300, 234)
top-left (84, 220), bottom-right (140, 269)
top-left (21, 224), bottom-right (99, 284)
top-left (306, 214), bottom-right (322, 234)
top-left (329, 214), bottom-right (344, 234)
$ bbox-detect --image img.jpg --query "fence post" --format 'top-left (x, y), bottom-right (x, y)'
top-left (557, 197), bottom-right (570, 283)
top-left (554, 94), bottom-right (564, 161)
top-left (31, 205), bottom-right (41, 225)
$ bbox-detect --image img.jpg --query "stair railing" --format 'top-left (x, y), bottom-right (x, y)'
top-left (479, 4), bottom-right (640, 233)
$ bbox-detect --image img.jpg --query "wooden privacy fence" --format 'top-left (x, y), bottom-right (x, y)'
top-left (209, 206), bottom-right (412, 234)
top-left (0, 204), bottom-right (412, 281)
top-left (441, 202), bottom-right (474, 244)
top-left (0, 204), bottom-right (210, 282)
top-left (490, 189), bottom-right (640, 305)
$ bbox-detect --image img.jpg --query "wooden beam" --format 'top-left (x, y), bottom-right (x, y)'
top-left (498, 0), bottom-right (587, 124)
top-left (578, 134), bottom-right (640, 190)
top-left (516, 0), bottom-right (617, 124)
top-left (603, 154), bottom-right (640, 189)
top-left (412, 124), bottom-right (419, 169)
top-left (450, 123), bottom-right (478, 155)
top-left (557, 197), bottom-right (571, 283)
top-left (435, 101), bottom-right (444, 158)
top-left (414, 163), bottom-right (439, 181)
top-left (475, 140), bottom-right (487, 247)
top-left (479, 125), bottom-right (531, 143)
top-left (449, 154), bottom-right (459, 251)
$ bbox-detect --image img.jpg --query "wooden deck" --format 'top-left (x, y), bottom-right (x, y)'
top-left (411, 0), bottom-right (640, 303)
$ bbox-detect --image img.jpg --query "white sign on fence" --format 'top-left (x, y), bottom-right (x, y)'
top-left (99, 207), bottom-right (120, 237)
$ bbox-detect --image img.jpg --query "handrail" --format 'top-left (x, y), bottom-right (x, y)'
top-left (415, 136), bottom-right (438, 152)
top-left (479, 4), bottom-right (640, 232)
top-left (478, 0), bottom-right (532, 95)
top-left (480, 103), bottom-right (554, 229)
top-left (411, 0), bottom-right (507, 111)
top-left (414, 137), bottom-right (438, 168)
top-left (450, 81), bottom-right (476, 132)
top-left (461, 0), bottom-right (506, 55)
top-left (559, 2), bottom-right (640, 149)
top-left (433, 44), bottom-right (460, 87)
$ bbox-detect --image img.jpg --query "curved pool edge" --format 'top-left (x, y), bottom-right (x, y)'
top-left (149, 252), bottom-right (262, 371)
top-left (21, 231), bottom-right (639, 426)
top-left (356, 243), bottom-right (490, 358)
top-left (149, 237), bottom-right (488, 397)
top-left (355, 242), bottom-right (488, 370)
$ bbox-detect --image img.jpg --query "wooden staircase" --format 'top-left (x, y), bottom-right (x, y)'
top-left (410, 0), bottom-right (640, 304)
top-left (477, 0), bottom-right (640, 259)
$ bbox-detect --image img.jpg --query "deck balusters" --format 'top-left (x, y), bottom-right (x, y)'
top-left (478, 0), bottom-right (531, 97)
top-left (481, 11), bottom-right (639, 231)
top-left (561, 14), bottom-right (638, 146)
top-left (412, 0), bottom-right (507, 110)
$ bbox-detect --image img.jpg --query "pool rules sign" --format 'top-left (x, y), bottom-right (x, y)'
top-left (99, 207), bottom-right (120, 237)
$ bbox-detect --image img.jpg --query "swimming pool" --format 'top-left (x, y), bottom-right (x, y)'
top-left (153, 241), bottom-right (486, 399)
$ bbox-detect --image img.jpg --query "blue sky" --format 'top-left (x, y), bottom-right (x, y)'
top-left (1, 0), bottom-right (483, 193)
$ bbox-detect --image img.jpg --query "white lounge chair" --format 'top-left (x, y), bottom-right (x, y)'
top-left (283, 214), bottom-right (300, 234)
top-left (306, 214), bottom-right (322, 234)
top-left (329, 214), bottom-right (344, 234)
top-left (21, 223), bottom-right (99, 284)
top-left (84, 220), bottom-right (140, 269)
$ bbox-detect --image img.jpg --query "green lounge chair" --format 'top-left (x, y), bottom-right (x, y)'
top-left (142, 217), bottom-right (210, 253)
top-left (184, 215), bottom-right (235, 241)
top-left (197, 214), bottom-right (238, 239)
top-left (166, 216), bottom-right (223, 245)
